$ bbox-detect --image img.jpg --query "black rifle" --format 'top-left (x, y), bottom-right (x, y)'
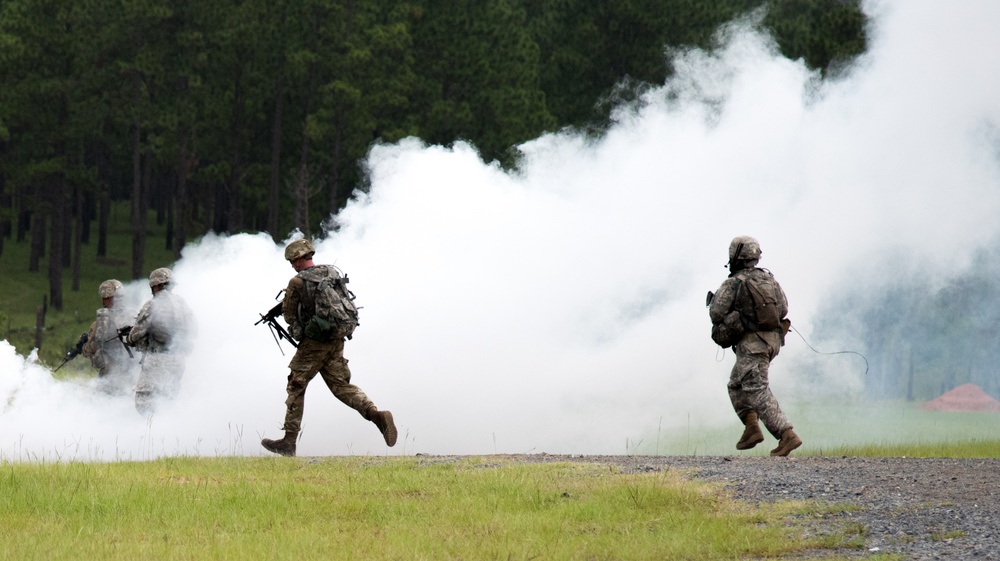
top-left (105, 325), bottom-right (135, 359)
top-left (256, 294), bottom-right (298, 355)
top-left (55, 333), bottom-right (88, 372)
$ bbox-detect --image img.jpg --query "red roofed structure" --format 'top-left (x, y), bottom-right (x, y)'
top-left (920, 383), bottom-right (1000, 412)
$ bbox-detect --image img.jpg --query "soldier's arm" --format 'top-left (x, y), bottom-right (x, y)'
top-left (708, 278), bottom-right (739, 324)
top-left (126, 303), bottom-right (152, 345)
top-left (283, 276), bottom-right (303, 327)
top-left (80, 320), bottom-right (100, 358)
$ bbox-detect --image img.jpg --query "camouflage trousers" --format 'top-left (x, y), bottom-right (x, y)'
top-left (727, 330), bottom-right (792, 439)
top-left (280, 337), bottom-right (375, 434)
top-left (134, 353), bottom-right (185, 415)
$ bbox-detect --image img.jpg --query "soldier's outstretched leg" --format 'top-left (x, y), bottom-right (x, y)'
top-left (366, 406), bottom-right (397, 447)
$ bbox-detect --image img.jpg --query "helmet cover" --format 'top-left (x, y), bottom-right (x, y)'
top-left (284, 239), bottom-right (315, 262)
top-left (148, 267), bottom-right (173, 287)
top-left (98, 279), bottom-right (124, 298)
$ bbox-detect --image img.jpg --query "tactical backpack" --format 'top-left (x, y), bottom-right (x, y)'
top-left (710, 268), bottom-right (788, 348)
top-left (300, 265), bottom-right (360, 341)
top-left (735, 269), bottom-right (783, 332)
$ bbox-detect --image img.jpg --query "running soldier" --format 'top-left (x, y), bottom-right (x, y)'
top-left (708, 236), bottom-right (802, 457)
top-left (260, 239), bottom-right (397, 457)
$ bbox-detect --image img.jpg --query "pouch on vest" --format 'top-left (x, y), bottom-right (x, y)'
top-left (711, 310), bottom-right (745, 348)
top-left (304, 315), bottom-right (333, 341)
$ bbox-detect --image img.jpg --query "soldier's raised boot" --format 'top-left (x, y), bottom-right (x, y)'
top-left (736, 411), bottom-right (765, 450)
top-left (261, 432), bottom-right (298, 457)
top-left (770, 428), bottom-right (802, 457)
top-left (367, 407), bottom-right (397, 447)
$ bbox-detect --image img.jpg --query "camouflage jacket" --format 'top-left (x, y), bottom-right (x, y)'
top-left (127, 290), bottom-right (196, 354)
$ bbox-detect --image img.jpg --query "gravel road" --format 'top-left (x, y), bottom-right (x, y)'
top-left (446, 454), bottom-right (1000, 560)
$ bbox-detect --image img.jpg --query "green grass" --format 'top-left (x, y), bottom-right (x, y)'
top-left (1, 455), bottom-right (812, 561)
top-left (2, 433), bottom-right (994, 561)
top-left (0, 203), bottom-right (178, 371)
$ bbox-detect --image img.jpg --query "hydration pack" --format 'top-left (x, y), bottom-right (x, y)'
top-left (735, 270), bottom-right (783, 332)
top-left (299, 265), bottom-right (360, 341)
top-left (709, 268), bottom-right (787, 348)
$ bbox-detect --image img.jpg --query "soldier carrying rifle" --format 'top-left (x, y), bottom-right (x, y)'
top-left (57, 280), bottom-right (137, 395)
top-left (256, 239), bottom-right (397, 457)
top-left (123, 268), bottom-right (197, 416)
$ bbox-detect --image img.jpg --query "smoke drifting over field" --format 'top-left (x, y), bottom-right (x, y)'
top-left (3, 1), bottom-right (1000, 460)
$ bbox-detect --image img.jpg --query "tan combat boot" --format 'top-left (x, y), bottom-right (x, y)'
top-left (261, 432), bottom-right (298, 457)
top-left (368, 408), bottom-right (397, 447)
top-left (736, 411), bottom-right (765, 450)
top-left (770, 428), bottom-right (802, 457)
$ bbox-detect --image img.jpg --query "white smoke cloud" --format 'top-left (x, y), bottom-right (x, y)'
top-left (3, 0), bottom-right (1000, 460)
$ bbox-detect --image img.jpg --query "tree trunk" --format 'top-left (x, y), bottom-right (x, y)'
top-left (165, 178), bottom-right (174, 251)
top-left (294, 136), bottom-right (311, 238)
top-left (329, 111), bottom-right (343, 221)
top-left (35, 298), bottom-right (46, 351)
top-left (268, 79), bottom-right (285, 241)
top-left (72, 183), bottom-right (83, 292)
top-left (131, 68), bottom-right (146, 281)
top-left (154, 173), bottom-right (166, 226)
top-left (17, 207), bottom-right (30, 242)
top-left (48, 179), bottom-right (66, 311)
top-left (61, 191), bottom-right (72, 268)
top-left (29, 208), bottom-right (45, 272)
top-left (0, 146), bottom-right (6, 255)
top-left (327, 0), bottom-right (354, 224)
top-left (294, 64), bottom-right (318, 237)
top-left (0, 172), bottom-right (7, 257)
top-left (174, 133), bottom-right (189, 259)
top-left (0, 181), bottom-right (8, 258)
top-left (98, 181), bottom-right (110, 258)
top-left (226, 61), bottom-right (246, 235)
top-left (81, 187), bottom-right (93, 246)
top-left (213, 179), bottom-right (228, 233)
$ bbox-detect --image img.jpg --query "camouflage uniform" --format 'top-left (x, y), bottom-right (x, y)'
top-left (81, 280), bottom-right (135, 394)
top-left (126, 269), bottom-right (196, 415)
top-left (279, 267), bottom-right (375, 434)
top-left (261, 238), bottom-right (395, 457)
top-left (709, 241), bottom-right (793, 440)
top-left (82, 307), bottom-right (135, 390)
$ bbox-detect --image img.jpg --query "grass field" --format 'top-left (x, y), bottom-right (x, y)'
top-left (0, 204), bottom-right (178, 369)
top-left (1, 404), bottom-right (994, 560)
top-left (0, 454), bottom-right (872, 561)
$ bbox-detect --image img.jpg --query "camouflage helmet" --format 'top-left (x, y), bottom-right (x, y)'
top-left (728, 236), bottom-right (762, 263)
top-left (148, 267), bottom-right (173, 288)
top-left (284, 239), bottom-right (315, 262)
top-left (98, 279), bottom-right (124, 299)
